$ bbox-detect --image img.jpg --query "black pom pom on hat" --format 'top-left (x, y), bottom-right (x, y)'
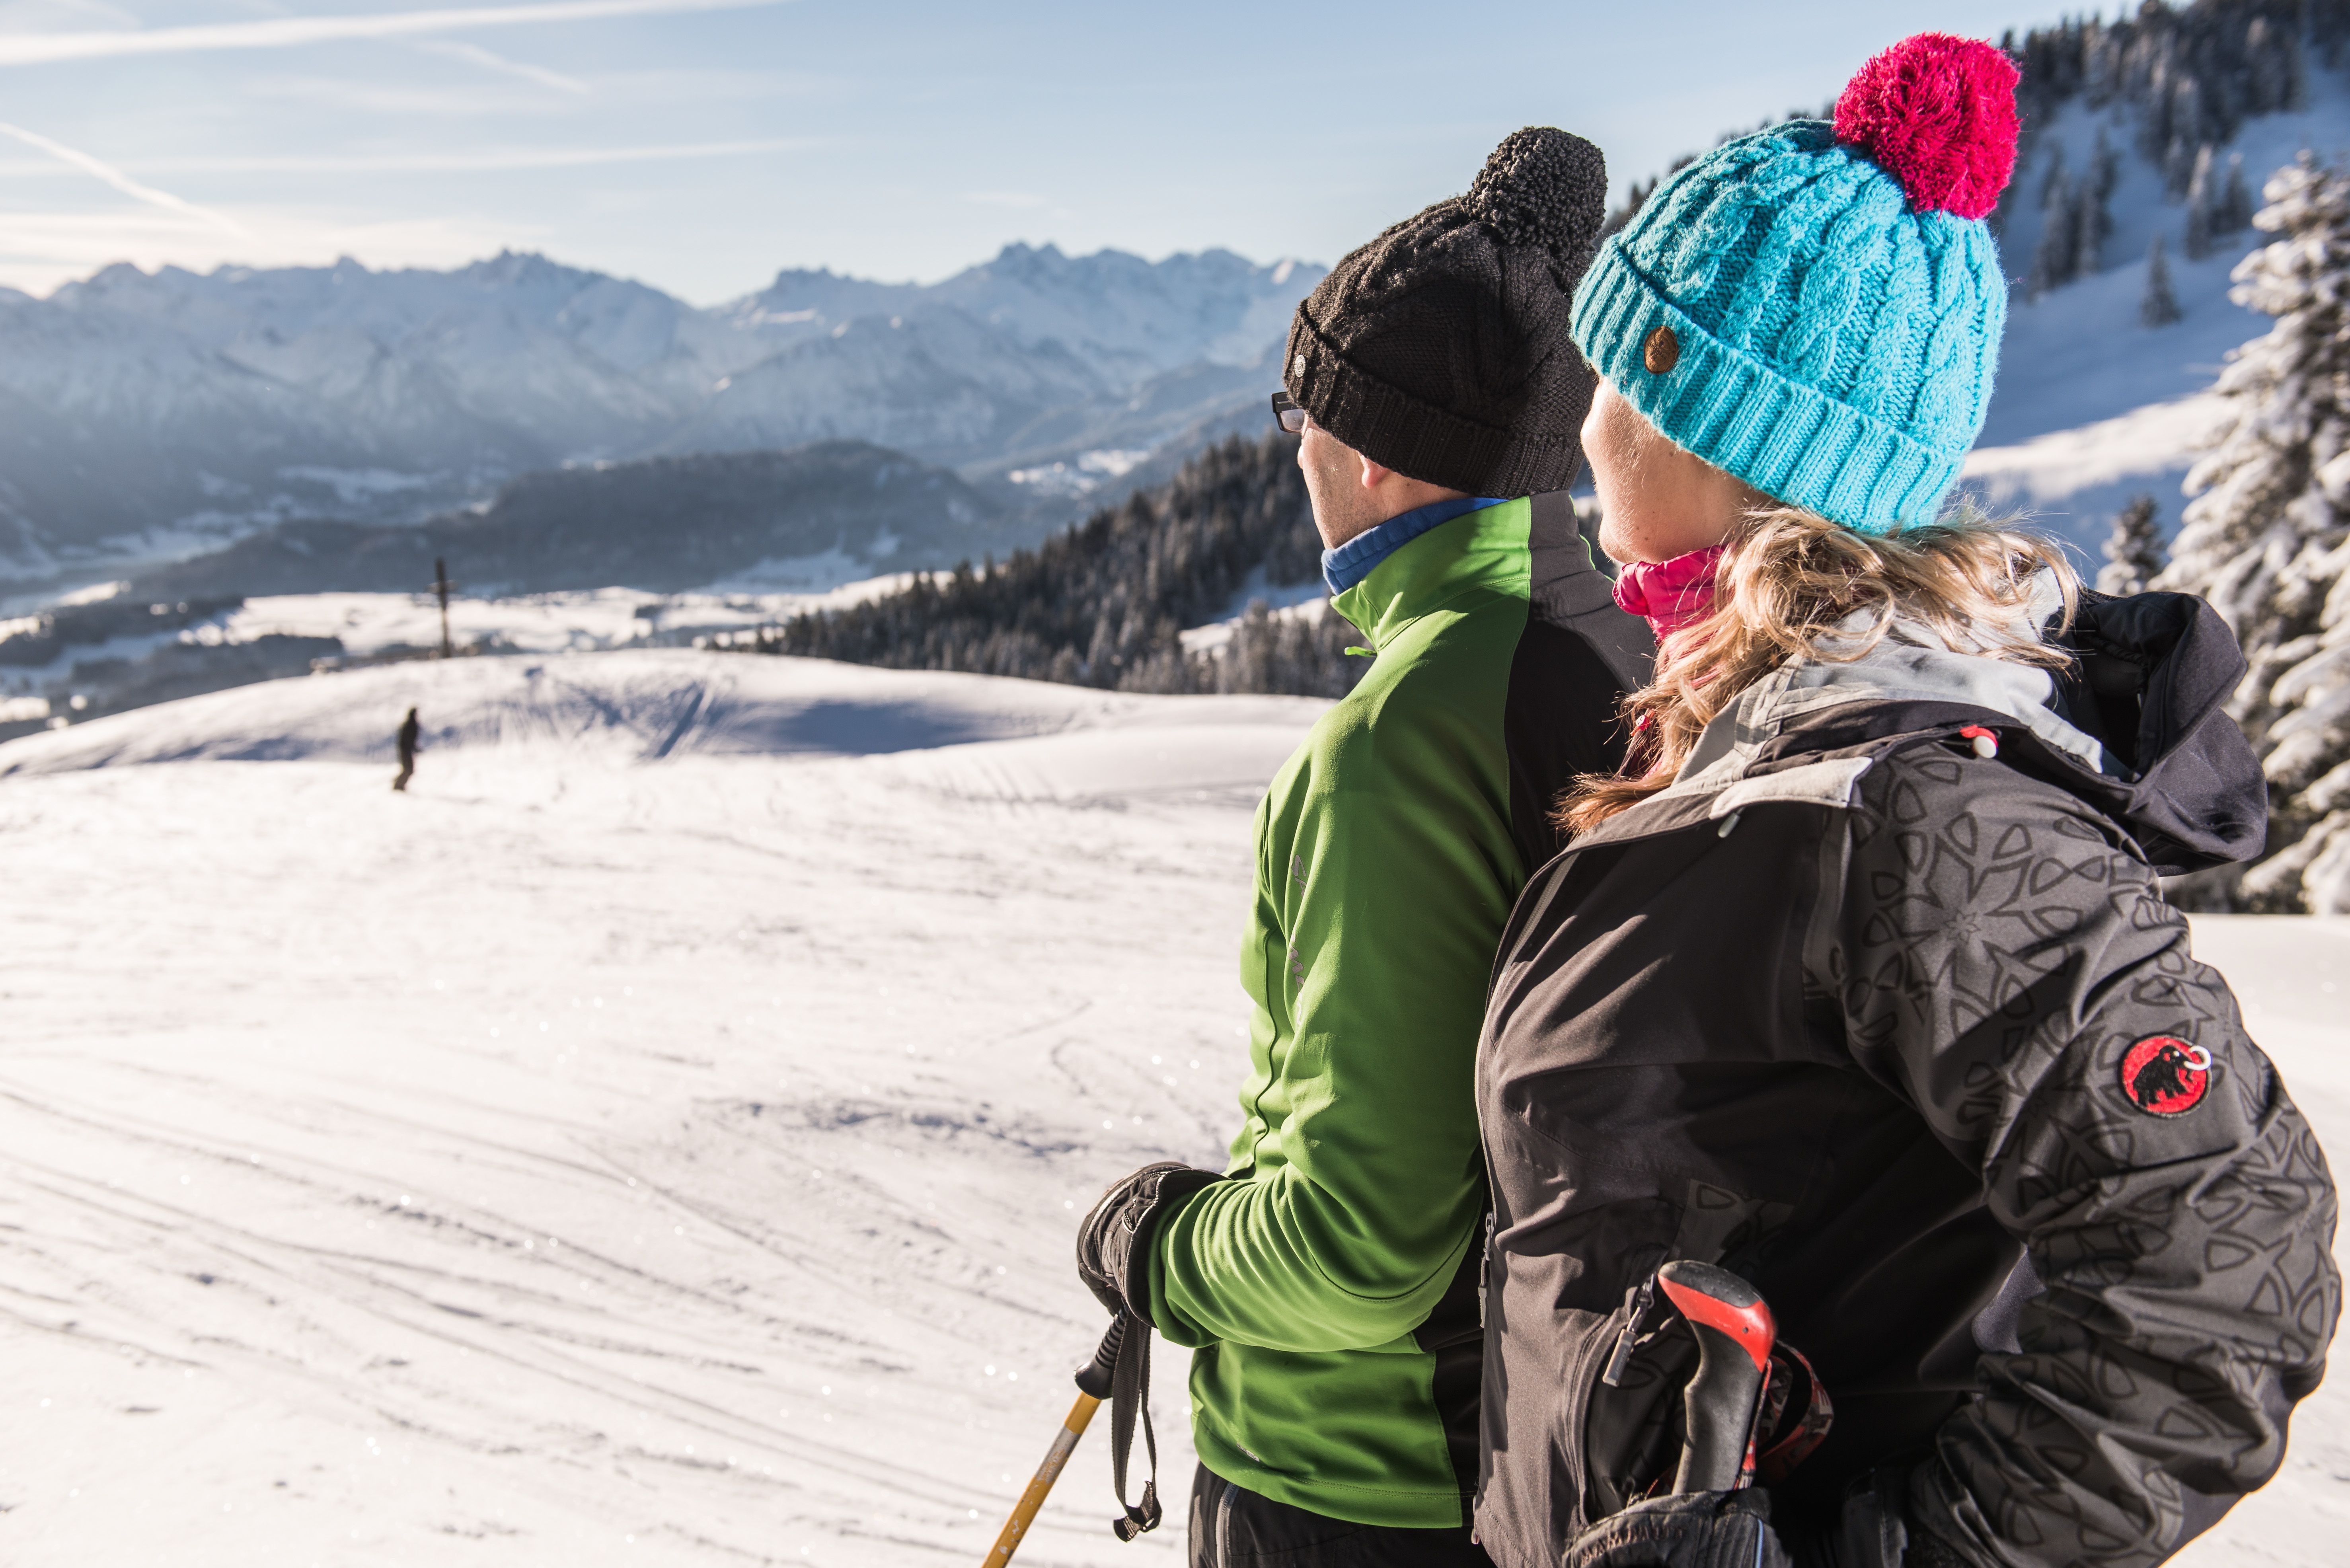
top-left (1283, 125), bottom-right (1609, 497)
top-left (1466, 126), bottom-right (1608, 259)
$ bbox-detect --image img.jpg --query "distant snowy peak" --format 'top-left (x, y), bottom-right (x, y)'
top-left (0, 241), bottom-right (1325, 580)
top-left (726, 242), bottom-right (1326, 376)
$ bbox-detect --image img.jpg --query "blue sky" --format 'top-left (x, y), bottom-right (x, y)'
top-left (0, 0), bottom-right (2072, 302)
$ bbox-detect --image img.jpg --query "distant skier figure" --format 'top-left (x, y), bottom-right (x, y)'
top-left (392, 707), bottom-right (419, 793)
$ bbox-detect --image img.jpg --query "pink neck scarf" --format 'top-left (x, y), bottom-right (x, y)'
top-left (1613, 545), bottom-right (1726, 642)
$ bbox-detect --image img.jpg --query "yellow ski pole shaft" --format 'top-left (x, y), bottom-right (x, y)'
top-left (982, 1314), bottom-right (1128, 1567)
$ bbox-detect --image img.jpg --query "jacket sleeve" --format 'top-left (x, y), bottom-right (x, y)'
top-left (1146, 727), bottom-right (1514, 1354)
top-left (1824, 755), bottom-right (2340, 1568)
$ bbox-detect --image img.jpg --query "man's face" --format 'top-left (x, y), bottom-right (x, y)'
top-left (1296, 419), bottom-right (1380, 551)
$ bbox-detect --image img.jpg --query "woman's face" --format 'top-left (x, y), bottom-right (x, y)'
top-left (1584, 377), bottom-right (1758, 565)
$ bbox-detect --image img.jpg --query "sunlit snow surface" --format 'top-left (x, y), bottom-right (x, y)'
top-left (0, 652), bottom-right (2339, 1565)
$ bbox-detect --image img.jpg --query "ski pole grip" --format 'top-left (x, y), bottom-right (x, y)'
top-left (1657, 1260), bottom-right (1776, 1495)
top-left (1076, 1313), bottom-right (1128, 1400)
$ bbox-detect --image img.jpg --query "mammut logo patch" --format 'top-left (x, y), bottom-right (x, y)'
top-left (2120, 1035), bottom-right (2212, 1116)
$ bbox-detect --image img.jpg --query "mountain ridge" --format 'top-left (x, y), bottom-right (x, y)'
top-left (0, 242), bottom-right (1327, 595)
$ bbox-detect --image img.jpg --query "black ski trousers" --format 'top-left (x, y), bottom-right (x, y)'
top-left (1187, 1466), bottom-right (1494, 1568)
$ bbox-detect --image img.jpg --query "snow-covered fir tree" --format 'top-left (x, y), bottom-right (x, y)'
top-left (2221, 152), bottom-right (2256, 235)
top-left (2162, 153), bottom-right (2350, 912)
top-left (2030, 135), bottom-right (2119, 296)
top-left (2029, 149), bottom-right (2079, 296)
top-left (2189, 146), bottom-right (2256, 261)
top-left (2100, 495), bottom-right (2167, 592)
top-left (2188, 144), bottom-right (2219, 258)
top-left (2143, 234), bottom-right (2184, 325)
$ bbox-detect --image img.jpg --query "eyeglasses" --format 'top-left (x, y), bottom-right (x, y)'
top-left (1271, 390), bottom-right (1308, 435)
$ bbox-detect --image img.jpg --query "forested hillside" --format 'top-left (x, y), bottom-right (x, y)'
top-left (738, 432), bottom-right (1365, 697)
top-left (129, 442), bottom-right (997, 600)
top-left (2001, 2), bottom-right (2350, 289)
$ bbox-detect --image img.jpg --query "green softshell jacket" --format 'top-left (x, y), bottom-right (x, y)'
top-left (1146, 494), bottom-right (1649, 1527)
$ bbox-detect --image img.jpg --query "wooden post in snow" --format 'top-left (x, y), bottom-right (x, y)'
top-left (433, 557), bottom-right (454, 659)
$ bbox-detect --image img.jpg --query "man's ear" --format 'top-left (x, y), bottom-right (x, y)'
top-left (1358, 452), bottom-right (1393, 492)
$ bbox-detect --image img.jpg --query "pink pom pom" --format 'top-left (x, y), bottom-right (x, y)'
top-left (1833, 33), bottom-right (2020, 220)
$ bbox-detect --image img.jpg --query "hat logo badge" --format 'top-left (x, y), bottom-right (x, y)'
top-left (1643, 325), bottom-right (1680, 375)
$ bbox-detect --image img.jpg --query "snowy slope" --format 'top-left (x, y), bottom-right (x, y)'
top-left (0, 653), bottom-right (1323, 1566)
top-left (2167, 918), bottom-right (2350, 1568)
top-left (0, 653), bottom-right (2340, 1566)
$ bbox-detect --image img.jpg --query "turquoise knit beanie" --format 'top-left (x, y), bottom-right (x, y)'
top-left (1570, 34), bottom-right (2021, 536)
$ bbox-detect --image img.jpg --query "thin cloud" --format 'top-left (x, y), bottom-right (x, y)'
top-left (0, 0), bottom-right (791, 67)
top-left (415, 39), bottom-right (591, 94)
top-left (0, 121), bottom-right (244, 232)
top-left (130, 138), bottom-right (816, 174)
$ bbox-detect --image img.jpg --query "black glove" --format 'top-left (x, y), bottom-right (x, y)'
top-left (1565, 1489), bottom-right (1791, 1568)
top-left (1075, 1161), bottom-right (1220, 1326)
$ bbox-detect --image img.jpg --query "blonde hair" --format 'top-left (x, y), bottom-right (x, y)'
top-left (1560, 505), bottom-right (2081, 832)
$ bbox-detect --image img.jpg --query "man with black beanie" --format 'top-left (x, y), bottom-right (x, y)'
top-left (1076, 127), bottom-right (1650, 1566)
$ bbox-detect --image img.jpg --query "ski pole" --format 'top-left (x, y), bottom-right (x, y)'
top-left (981, 1314), bottom-right (1127, 1566)
top-left (1656, 1260), bottom-right (1776, 1493)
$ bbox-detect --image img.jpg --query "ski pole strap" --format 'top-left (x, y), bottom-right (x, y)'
top-left (1105, 1313), bottom-right (1162, 1541)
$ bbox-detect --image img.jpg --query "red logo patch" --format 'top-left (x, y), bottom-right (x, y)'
top-left (2120, 1035), bottom-right (2212, 1116)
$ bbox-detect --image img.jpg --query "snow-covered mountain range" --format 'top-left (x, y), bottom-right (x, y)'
top-left (0, 244), bottom-right (1323, 593)
top-left (13, 8), bottom-right (2350, 624)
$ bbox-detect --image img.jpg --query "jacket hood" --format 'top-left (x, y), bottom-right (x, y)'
top-left (2043, 588), bottom-right (2269, 872)
top-left (1668, 586), bottom-right (2266, 876)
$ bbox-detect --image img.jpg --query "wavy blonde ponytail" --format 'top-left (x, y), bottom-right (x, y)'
top-left (1559, 508), bottom-right (2082, 833)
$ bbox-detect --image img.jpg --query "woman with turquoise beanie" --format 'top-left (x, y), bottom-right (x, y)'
top-left (1473, 33), bottom-right (2336, 1568)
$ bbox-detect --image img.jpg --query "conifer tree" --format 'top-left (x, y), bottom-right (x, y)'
top-left (2185, 143), bottom-right (2217, 259)
top-left (2161, 154), bottom-right (2350, 912)
top-left (2143, 234), bottom-right (2184, 326)
top-left (2028, 149), bottom-right (2077, 298)
top-left (2084, 127), bottom-right (2120, 267)
top-left (2027, 134), bottom-right (2120, 296)
top-left (2099, 495), bottom-right (2166, 593)
top-left (2220, 153), bottom-right (2255, 236)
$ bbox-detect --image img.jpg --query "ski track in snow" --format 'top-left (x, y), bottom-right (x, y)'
top-left (0, 651), bottom-right (2340, 1566)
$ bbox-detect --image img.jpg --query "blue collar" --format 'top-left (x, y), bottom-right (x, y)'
top-left (1321, 496), bottom-right (1508, 595)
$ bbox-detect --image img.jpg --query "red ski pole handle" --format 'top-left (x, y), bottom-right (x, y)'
top-left (1656, 1260), bottom-right (1776, 1494)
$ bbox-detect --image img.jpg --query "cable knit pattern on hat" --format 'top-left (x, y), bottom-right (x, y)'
top-left (1568, 35), bottom-right (2017, 535)
top-left (1286, 126), bottom-right (1608, 497)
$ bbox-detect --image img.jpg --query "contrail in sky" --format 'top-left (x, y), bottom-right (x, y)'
top-left (416, 39), bottom-right (592, 94)
top-left (137, 138), bottom-right (818, 174)
top-left (0, 0), bottom-right (789, 67)
top-left (0, 121), bottom-right (246, 232)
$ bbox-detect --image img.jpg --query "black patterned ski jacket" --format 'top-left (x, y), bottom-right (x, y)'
top-left (1473, 590), bottom-right (2339, 1568)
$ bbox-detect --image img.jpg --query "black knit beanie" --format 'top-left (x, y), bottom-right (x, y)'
top-left (1284, 127), bottom-right (1608, 496)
